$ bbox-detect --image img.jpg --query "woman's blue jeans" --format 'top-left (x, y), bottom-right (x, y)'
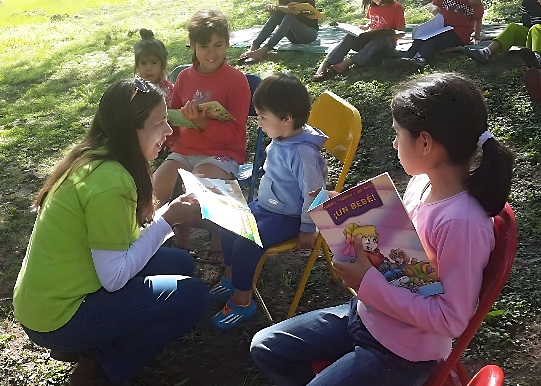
top-left (250, 297), bottom-right (436, 386)
top-left (23, 247), bottom-right (210, 383)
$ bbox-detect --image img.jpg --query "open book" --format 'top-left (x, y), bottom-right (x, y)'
top-left (167, 101), bottom-right (234, 128)
top-left (178, 168), bottom-right (263, 247)
top-left (335, 23), bottom-right (405, 39)
top-left (276, 2), bottom-right (325, 20)
top-left (411, 13), bottom-right (453, 41)
top-left (308, 173), bottom-right (443, 296)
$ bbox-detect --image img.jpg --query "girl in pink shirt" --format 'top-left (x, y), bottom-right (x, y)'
top-left (250, 73), bottom-right (514, 386)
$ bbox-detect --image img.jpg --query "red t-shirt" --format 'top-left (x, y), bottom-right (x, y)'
top-left (433, 0), bottom-right (484, 45)
top-left (367, 1), bottom-right (406, 44)
top-left (169, 63), bottom-right (251, 164)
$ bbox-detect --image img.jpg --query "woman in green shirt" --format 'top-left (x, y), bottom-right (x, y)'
top-left (13, 77), bottom-right (210, 385)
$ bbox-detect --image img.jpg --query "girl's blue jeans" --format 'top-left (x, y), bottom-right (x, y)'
top-left (23, 247), bottom-right (210, 383)
top-left (251, 297), bottom-right (436, 386)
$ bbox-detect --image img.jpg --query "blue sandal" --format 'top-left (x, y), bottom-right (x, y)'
top-left (209, 277), bottom-right (235, 300)
top-left (211, 297), bottom-right (256, 330)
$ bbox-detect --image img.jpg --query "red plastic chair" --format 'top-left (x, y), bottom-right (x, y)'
top-left (467, 365), bottom-right (504, 386)
top-left (423, 203), bottom-right (517, 386)
top-left (311, 204), bottom-right (517, 386)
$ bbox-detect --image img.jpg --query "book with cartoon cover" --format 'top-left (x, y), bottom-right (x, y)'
top-left (308, 172), bottom-right (443, 296)
top-left (167, 101), bottom-right (234, 128)
top-left (178, 168), bottom-right (263, 247)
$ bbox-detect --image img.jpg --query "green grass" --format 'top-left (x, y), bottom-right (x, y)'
top-left (1, 0), bottom-right (541, 385)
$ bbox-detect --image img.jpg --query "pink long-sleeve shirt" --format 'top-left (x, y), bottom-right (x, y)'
top-left (357, 174), bottom-right (494, 362)
top-left (169, 63), bottom-right (251, 164)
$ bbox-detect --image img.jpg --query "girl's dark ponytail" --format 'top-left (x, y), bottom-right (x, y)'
top-left (468, 138), bottom-right (514, 217)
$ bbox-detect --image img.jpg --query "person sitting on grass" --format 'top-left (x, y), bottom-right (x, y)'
top-left (13, 77), bottom-right (209, 385)
top-left (313, 0), bottom-right (405, 81)
top-left (239, 0), bottom-right (319, 63)
top-left (464, 0), bottom-right (541, 68)
top-left (209, 72), bottom-right (328, 329)
top-left (390, 0), bottom-right (483, 70)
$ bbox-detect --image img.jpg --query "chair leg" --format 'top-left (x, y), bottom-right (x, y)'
top-left (321, 240), bottom-right (338, 282)
top-left (453, 361), bottom-right (470, 385)
top-left (287, 237), bottom-right (324, 318)
top-left (252, 252), bottom-right (274, 322)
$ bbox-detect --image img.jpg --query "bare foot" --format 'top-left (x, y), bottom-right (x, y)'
top-left (330, 63), bottom-right (346, 74)
top-left (314, 61), bottom-right (330, 80)
top-left (246, 47), bottom-right (269, 61)
top-left (330, 58), bottom-right (354, 74)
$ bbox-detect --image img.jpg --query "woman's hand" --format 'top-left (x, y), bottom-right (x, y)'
top-left (297, 231), bottom-right (316, 250)
top-left (181, 100), bottom-right (208, 130)
top-left (332, 236), bottom-right (373, 290)
top-left (265, 4), bottom-right (277, 12)
top-left (162, 194), bottom-right (201, 226)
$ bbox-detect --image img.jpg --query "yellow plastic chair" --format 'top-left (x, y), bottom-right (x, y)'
top-left (252, 91), bottom-right (363, 322)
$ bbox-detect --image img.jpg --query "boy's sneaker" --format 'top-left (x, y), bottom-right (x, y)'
top-left (209, 276), bottom-right (235, 300)
top-left (212, 297), bottom-right (257, 330)
top-left (519, 47), bottom-right (541, 69)
top-left (464, 48), bottom-right (490, 64)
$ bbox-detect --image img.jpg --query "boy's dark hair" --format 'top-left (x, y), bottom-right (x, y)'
top-left (391, 72), bottom-right (514, 217)
top-left (253, 72), bottom-right (311, 130)
top-left (188, 9), bottom-right (230, 45)
top-left (362, 0), bottom-right (395, 11)
top-left (134, 29), bottom-right (168, 75)
top-left (35, 79), bottom-right (164, 225)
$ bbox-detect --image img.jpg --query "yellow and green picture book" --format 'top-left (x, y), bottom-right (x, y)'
top-left (167, 101), bottom-right (234, 128)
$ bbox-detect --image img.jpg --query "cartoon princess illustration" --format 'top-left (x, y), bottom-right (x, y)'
top-left (342, 224), bottom-right (385, 267)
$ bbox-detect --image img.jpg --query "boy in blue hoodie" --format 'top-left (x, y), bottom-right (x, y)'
top-left (211, 73), bottom-right (328, 329)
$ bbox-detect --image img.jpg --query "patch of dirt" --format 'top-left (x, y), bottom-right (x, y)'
top-left (129, 228), bottom-right (352, 386)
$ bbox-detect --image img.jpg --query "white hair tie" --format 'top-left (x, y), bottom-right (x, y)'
top-left (477, 130), bottom-right (494, 148)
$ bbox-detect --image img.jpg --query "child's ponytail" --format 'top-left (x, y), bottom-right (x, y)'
top-left (468, 135), bottom-right (514, 217)
top-left (391, 72), bottom-right (514, 217)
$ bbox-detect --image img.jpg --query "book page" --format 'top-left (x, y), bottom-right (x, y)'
top-left (178, 169), bottom-right (263, 247)
top-left (167, 109), bottom-right (197, 128)
top-left (309, 173), bottom-right (443, 296)
top-left (411, 13), bottom-right (453, 41)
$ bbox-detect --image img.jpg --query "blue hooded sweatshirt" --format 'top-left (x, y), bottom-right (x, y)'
top-left (257, 125), bottom-right (328, 233)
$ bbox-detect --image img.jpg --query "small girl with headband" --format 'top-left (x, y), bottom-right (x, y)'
top-left (250, 72), bottom-right (514, 385)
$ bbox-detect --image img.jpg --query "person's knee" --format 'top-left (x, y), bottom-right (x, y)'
top-left (531, 24), bottom-right (541, 36)
top-left (153, 160), bottom-right (183, 204)
top-left (250, 328), bottom-right (272, 361)
top-left (281, 13), bottom-right (297, 25)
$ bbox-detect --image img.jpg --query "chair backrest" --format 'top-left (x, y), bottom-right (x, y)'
top-left (237, 74), bottom-right (263, 203)
top-left (424, 203), bottom-right (517, 385)
top-left (307, 91), bottom-right (362, 192)
top-left (467, 365), bottom-right (504, 386)
top-left (168, 64), bottom-right (190, 83)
